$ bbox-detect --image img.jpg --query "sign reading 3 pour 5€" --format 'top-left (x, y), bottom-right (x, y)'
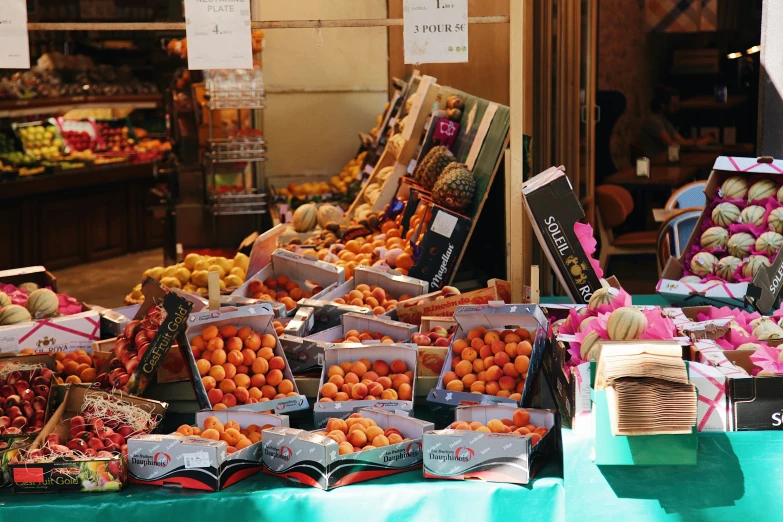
top-left (184, 0), bottom-right (253, 70)
top-left (403, 0), bottom-right (468, 64)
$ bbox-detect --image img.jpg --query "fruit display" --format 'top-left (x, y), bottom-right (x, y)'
top-left (442, 327), bottom-right (532, 399)
top-left (15, 123), bottom-right (64, 161)
top-left (175, 416), bottom-right (272, 454)
top-left (318, 358), bottom-right (414, 402)
top-left (312, 413), bottom-right (414, 455)
top-left (411, 325), bottom-right (455, 348)
top-left (96, 121), bottom-right (135, 153)
top-left (127, 252), bottom-right (250, 303)
top-left (331, 283), bottom-right (403, 316)
top-left (332, 329), bottom-right (401, 344)
top-left (446, 408), bottom-right (548, 443)
top-left (192, 324), bottom-right (299, 409)
top-left (292, 203), bottom-right (318, 232)
top-left (247, 274), bottom-right (321, 312)
top-left (52, 350), bottom-right (98, 384)
top-left (272, 320), bottom-right (285, 336)
top-left (61, 129), bottom-right (94, 152)
top-left (0, 282), bottom-right (82, 319)
top-left (0, 362), bottom-right (53, 435)
top-left (361, 166), bottom-right (395, 205)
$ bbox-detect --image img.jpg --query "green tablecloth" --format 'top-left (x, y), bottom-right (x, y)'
top-left (0, 462), bottom-right (565, 522)
top-left (541, 295), bottom-right (669, 306)
top-left (563, 426), bottom-right (783, 521)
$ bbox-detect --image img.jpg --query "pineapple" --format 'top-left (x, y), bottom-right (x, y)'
top-left (413, 146), bottom-right (455, 190)
top-left (432, 163), bottom-right (475, 215)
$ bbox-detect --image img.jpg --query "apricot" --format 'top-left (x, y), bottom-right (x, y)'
top-left (344, 372), bottom-right (360, 385)
top-left (467, 327), bottom-right (487, 341)
top-left (471, 338), bottom-right (485, 350)
top-left (226, 350), bottom-right (243, 367)
top-left (365, 426), bottom-right (384, 441)
top-left (234, 387), bottom-right (250, 403)
top-left (496, 390), bottom-right (511, 398)
top-left (321, 382), bottom-right (339, 399)
top-left (192, 335), bottom-right (207, 350)
top-left (328, 430), bottom-right (348, 444)
top-left (203, 416), bottom-right (224, 432)
top-left (494, 352), bottom-right (511, 367)
top-left (462, 373), bottom-right (478, 387)
top-left (517, 341), bottom-right (533, 357)
top-left (220, 378), bottom-right (237, 394)
top-left (381, 389), bottom-right (398, 400)
top-left (267, 369), bottom-right (283, 387)
top-left (223, 363), bottom-right (237, 380)
top-left (352, 383), bottom-right (369, 399)
top-left (392, 374), bottom-right (410, 390)
top-left (207, 337), bottom-right (225, 353)
top-left (347, 430), bottom-right (367, 447)
top-left (241, 349), bottom-right (256, 366)
top-left (479, 344), bottom-right (494, 359)
top-left (362, 445), bottom-right (377, 451)
top-left (484, 331), bottom-right (500, 344)
top-left (377, 376), bottom-right (392, 390)
top-left (209, 365), bottom-right (226, 382)
top-left (338, 441), bottom-right (354, 455)
top-left (202, 325), bottom-right (219, 341)
top-left (452, 339), bottom-right (469, 355)
top-left (334, 392), bottom-right (350, 401)
top-left (472, 359), bottom-right (486, 374)
top-left (196, 359), bottom-right (212, 376)
top-left (207, 388), bottom-right (224, 405)
top-left (534, 427), bottom-right (548, 437)
top-left (387, 433), bottom-right (403, 444)
top-left (252, 357), bottom-right (269, 375)
top-left (221, 428), bottom-right (242, 446)
top-left (490, 341), bottom-right (505, 355)
top-left (446, 380), bottom-right (464, 392)
top-left (202, 376), bottom-right (217, 391)
top-left (530, 433), bottom-right (542, 445)
top-left (278, 379), bottom-right (294, 394)
top-left (234, 373), bottom-right (251, 388)
top-left (515, 427), bottom-right (531, 435)
top-left (267, 356), bottom-right (284, 371)
top-left (470, 381), bottom-right (486, 394)
top-left (455, 360), bottom-right (473, 378)
top-left (390, 360), bottom-right (407, 374)
top-left (502, 362), bottom-right (519, 377)
top-left (177, 424), bottom-right (193, 436)
top-left (363, 371), bottom-right (379, 382)
top-left (483, 356), bottom-right (495, 369)
top-left (397, 383), bottom-right (412, 400)
top-left (487, 419), bottom-right (506, 433)
top-left (486, 365), bottom-right (503, 382)
top-left (509, 393), bottom-right (522, 402)
top-left (350, 361), bottom-right (368, 377)
top-left (452, 421), bottom-right (471, 430)
top-left (328, 365), bottom-right (345, 378)
top-left (485, 381), bottom-right (500, 396)
top-left (404, 370), bottom-right (414, 382)
top-left (367, 382), bottom-right (384, 397)
top-left (476, 426), bottom-right (491, 433)
top-left (237, 327), bottom-right (253, 341)
top-left (63, 361), bottom-right (79, 375)
top-left (202, 428), bottom-right (221, 440)
top-left (514, 355), bottom-right (530, 375)
top-left (261, 385), bottom-right (278, 399)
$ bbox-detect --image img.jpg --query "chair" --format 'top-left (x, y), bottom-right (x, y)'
top-left (595, 91), bottom-right (627, 181)
top-left (656, 208), bottom-right (702, 273)
top-left (665, 181), bottom-right (707, 209)
top-left (595, 184), bottom-right (658, 270)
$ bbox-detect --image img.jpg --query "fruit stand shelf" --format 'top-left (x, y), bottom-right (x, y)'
top-left (0, 94), bottom-right (163, 118)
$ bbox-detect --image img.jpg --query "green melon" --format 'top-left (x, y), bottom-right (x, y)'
top-left (727, 232), bottom-right (755, 258)
top-left (721, 176), bottom-right (748, 199)
top-left (587, 287), bottom-right (618, 310)
top-left (699, 227), bottom-right (729, 250)
top-left (716, 256), bottom-right (742, 282)
top-left (777, 185), bottom-right (783, 204)
top-left (577, 316), bottom-right (598, 333)
top-left (755, 231), bottom-right (783, 255)
top-left (748, 179), bottom-right (778, 202)
top-left (737, 342), bottom-right (761, 351)
top-left (742, 255), bottom-right (770, 279)
top-left (579, 331), bottom-right (603, 362)
top-left (740, 205), bottom-right (767, 226)
top-left (769, 208), bottom-right (783, 234)
top-left (752, 318), bottom-right (780, 339)
top-left (679, 275), bottom-right (703, 284)
top-left (711, 202), bottom-right (741, 227)
top-left (606, 307), bottom-right (648, 341)
top-left (0, 292), bottom-right (10, 308)
top-left (0, 304), bottom-right (32, 325)
top-left (26, 288), bottom-right (59, 319)
top-left (18, 282), bottom-right (38, 294)
top-left (690, 252), bottom-right (718, 276)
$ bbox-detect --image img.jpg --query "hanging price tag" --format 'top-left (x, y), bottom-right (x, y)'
top-left (184, 0), bottom-right (253, 70)
top-left (0, 0), bottom-right (30, 69)
top-left (403, 0), bottom-right (468, 65)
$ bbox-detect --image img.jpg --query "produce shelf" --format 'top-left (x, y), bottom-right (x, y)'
top-left (0, 94), bottom-right (163, 118)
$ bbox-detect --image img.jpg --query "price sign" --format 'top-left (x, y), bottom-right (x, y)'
top-left (403, 0), bottom-right (468, 64)
top-left (0, 0), bottom-right (30, 69)
top-left (184, 0), bottom-right (253, 70)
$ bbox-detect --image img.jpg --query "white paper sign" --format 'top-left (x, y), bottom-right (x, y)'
top-left (0, 0), bottom-right (30, 69)
top-left (403, 0), bottom-right (468, 64)
top-left (184, 0), bottom-right (253, 70)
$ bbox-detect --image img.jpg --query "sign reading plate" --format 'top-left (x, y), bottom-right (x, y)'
top-left (403, 0), bottom-right (468, 65)
top-left (0, 0), bottom-right (30, 69)
top-left (184, 0), bottom-right (253, 70)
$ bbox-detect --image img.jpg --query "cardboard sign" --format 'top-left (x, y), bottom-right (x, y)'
top-left (0, 0), bottom-right (30, 69)
top-left (184, 0), bottom-right (253, 70)
top-left (403, 0), bottom-right (468, 64)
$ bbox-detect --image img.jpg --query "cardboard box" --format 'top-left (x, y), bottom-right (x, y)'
top-left (0, 266), bottom-right (58, 293)
top-left (427, 304), bottom-right (550, 413)
top-left (319, 266), bottom-right (429, 312)
top-left (295, 298), bottom-right (374, 334)
top-left (658, 156), bottom-right (783, 311)
top-left (422, 405), bottom-right (557, 484)
top-left (0, 307), bottom-right (100, 355)
top-left (182, 305), bottom-right (309, 415)
top-left (722, 350), bottom-right (783, 431)
top-left (407, 205), bottom-right (472, 291)
top-left (416, 317), bottom-right (456, 378)
top-left (263, 408), bottom-right (433, 490)
top-left (233, 249), bottom-right (345, 313)
top-left (396, 279), bottom-right (512, 325)
top-left (283, 307), bottom-right (315, 338)
top-left (10, 383), bottom-right (168, 493)
top-left (97, 278), bottom-right (194, 396)
top-left (313, 343), bottom-right (419, 428)
top-left (129, 410), bottom-right (288, 491)
top-left (93, 337), bottom-right (190, 385)
top-left (522, 168), bottom-right (603, 304)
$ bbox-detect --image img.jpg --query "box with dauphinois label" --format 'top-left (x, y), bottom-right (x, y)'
top-left (422, 405), bottom-right (557, 485)
top-left (128, 410), bottom-right (288, 491)
top-left (262, 407), bottom-right (433, 490)
top-left (522, 167), bottom-right (602, 304)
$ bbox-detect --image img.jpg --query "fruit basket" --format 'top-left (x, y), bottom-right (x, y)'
top-left (12, 120), bottom-right (66, 163)
top-left (53, 117), bottom-right (104, 153)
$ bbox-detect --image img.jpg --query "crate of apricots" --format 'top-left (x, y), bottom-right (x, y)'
top-left (186, 306), bottom-right (309, 415)
top-left (262, 408), bottom-right (433, 490)
top-left (233, 249), bottom-right (344, 313)
top-left (313, 343), bottom-right (418, 427)
top-left (427, 304), bottom-right (549, 411)
top-left (319, 265), bottom-right (429, 317)
top-left (129, 410), bottom-right (288, 491)
top-left (423, 405), bottom-right (557, 484)
top-left (49, 349), bottom-right (98, 384)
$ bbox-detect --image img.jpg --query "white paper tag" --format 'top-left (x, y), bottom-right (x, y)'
top-left (403, 0), bottom-right (469, 64)
top-left (408, 159), bottom-right (417, 174)
top-left (184, 451), bottom-right (211, 469)
top-left (0, 335), bottom-right (18, 353)
top-left (0, 0), bottom-right (30, 69)
top-left (184, 0), bottom-right (253, 70)
top-left (430, 211), bottom-right (458, 238)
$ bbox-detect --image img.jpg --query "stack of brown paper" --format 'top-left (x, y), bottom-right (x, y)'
top-left (595, 341), bottom-right (697, 436)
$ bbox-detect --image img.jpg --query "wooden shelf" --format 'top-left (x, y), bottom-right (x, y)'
top-left (0, 94), bottom-right (163, 118)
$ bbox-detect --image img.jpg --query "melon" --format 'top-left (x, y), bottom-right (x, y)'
top-left (752, 318), bottom-right (781, 339)
top-left (758, 328), bottom-right (783, 341)
top-left (18, 282), bottom-right (38, 294)
top-left (742, 255), bottom-right (770, 279)
top-left (292, 203), bottom-right (318, 232)
top-left (606, 307), bottom-right (648, 341)
top-left (727, 232), bottom-right (755, 258)
top-left (740, 205), bottom-right (767, 227)
top-left (25, 288), bottom-right (59, 319)
top-left (579, 331), bottom-right (603, 361)
top-left (0, 292), bottom-right (10, 308)
top-left (679, 275), bottom-right (703, 284)
top-left (755, 231), bottom-right (783, 255)
top-left (777, 185), bottom-right (783, 204)
top-left (720, 176), bottom-right (748, 199)
top-left (699, 227), bottom-right (729, 250)
top-left (578, 316), bottom-right (598, 333)
top-left (587, 287), bottom-right (619, 310)
top-left (690, 252), bottom-right (718, 277)
top-left (0, 304), bottom-right (32, 325)
top-left (769, 208), bottom-right (783, 234)
top-left (748, 179), bottom-right (778, 202)
top-left (750, 316), bottom-right (770, 329)
top-left (716, 256), bottom-right (742, 282)
top-left (737, 342), bottom-right (761, 351)
top-left (316, 204), bottom-right (344, 229)
top-left (711, 202), bottom-right (741, 227)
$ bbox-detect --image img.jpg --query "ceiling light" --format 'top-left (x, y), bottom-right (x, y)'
top-left (727, 52), bottom-right (742, 59)
top-left (746, 45), bottom-right (761, 55)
